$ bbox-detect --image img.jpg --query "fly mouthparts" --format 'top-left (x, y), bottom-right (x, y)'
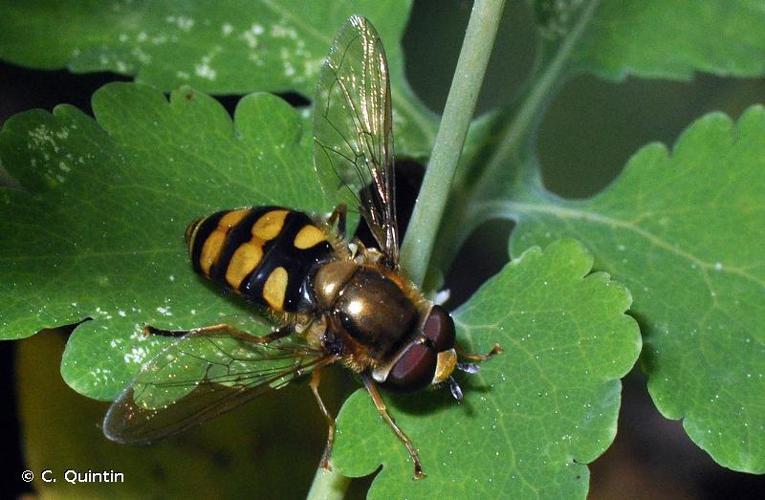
top-left (457, 362), bottom-right (480, 374)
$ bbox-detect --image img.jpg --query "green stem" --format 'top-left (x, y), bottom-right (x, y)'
top-left (306, 465), bottom-right (351, 500)
top-left (306, 3), bottom-right (507, 496)
top-left (399, 0), bottom-right (508, 287)
top-left (426, 0), bottom-right (601, 279)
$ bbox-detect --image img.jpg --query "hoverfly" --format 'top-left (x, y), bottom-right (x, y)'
top-left (103, 15), bottom-right (499, 479)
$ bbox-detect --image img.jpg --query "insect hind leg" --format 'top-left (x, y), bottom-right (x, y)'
top-left (143, 323), bottom-right (292, 344)
top-left (309, 367), bottom-right (335, 470)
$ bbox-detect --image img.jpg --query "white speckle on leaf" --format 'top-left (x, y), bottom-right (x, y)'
top-left (118, 310), bottom-right (127, 317)
top-left (89, 367), bottom-right (114, 384)
top-left (157, 306), bottom-right (173, 316)
top-left (28, 125), bottom-right (58, 151)
top-left (131, 47), bottom-right (152, 64)
top-left (303, 58), bottom-right (322, 77)
top-left (176, 70), bottom-right (190, 80)
top-left (271, 23), bottom-right (297, 39)
top-left (130, 330), bottom-right (147, 342)
top-left (714, 262), bottom-right (723, 271)
top-left (195, 57), bottom-right (217, 80)
top-left (241, 25), bottom-right (262, 48)
top-left (167, 15), bottom-right (195, 31)
top-left (221, 23), bottom-right (234, 36)
top-left (124, 346), bottom-right (148, 364)
top-left (169, 275), bottom-right (175, 282)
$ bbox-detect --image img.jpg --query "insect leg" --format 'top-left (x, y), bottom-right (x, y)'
top-left (326, 203), bottom-right (348, 239)
top-left (361, 374), bottom-right (425, 479)
top-left (143, 323), bottom-right (292, 344)
top-left (455, 343), bottom-right (503, 362)
top-left (309, 367), bottom-right (335, 470)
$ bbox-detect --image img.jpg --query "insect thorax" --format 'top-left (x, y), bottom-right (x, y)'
top-left (312, 260), bottom-right (425, 369)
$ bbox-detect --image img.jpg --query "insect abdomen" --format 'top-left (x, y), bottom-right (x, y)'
top-left (186, 207), bottom-right (333, 312)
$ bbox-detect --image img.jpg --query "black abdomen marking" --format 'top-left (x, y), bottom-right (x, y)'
top-left (187, 207), bottom-right (333, 312)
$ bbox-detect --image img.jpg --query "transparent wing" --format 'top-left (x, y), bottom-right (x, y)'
top-left (313, 15), bottom-right (398, 266)
top-left (103, 331), bottom-right (330, 444)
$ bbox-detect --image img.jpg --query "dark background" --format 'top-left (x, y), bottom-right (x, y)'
top-left (2, 0), bottom-right (765, 498)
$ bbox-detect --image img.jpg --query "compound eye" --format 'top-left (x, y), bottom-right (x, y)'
top-left (423, 305), bottom-right (456, 352)
top-left (384, 343), bottom-right (436, 392)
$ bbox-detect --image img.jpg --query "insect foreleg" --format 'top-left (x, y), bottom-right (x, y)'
top-left (455, 343), bottom-right (503, 362)
top-left (362, 374), bottom-right (425, 479)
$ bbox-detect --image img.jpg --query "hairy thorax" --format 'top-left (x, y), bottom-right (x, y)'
top-left (311, 258), bottom-right (425, 372)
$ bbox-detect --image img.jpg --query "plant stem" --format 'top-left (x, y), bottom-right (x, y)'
top-left (399, 0), bottom-right (508, 287)
top-left (306, 466), bottom-right (351, 500)
top-left (425, 0), bottom-right (601, 279)
top-left (306, 4), bottom-right (507, 496)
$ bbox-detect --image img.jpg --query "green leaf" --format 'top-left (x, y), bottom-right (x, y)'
top-left (0, 0), bottom-right (437, 158)
top-left (0, 83), bottom-right (331, 399)
top-left (333, 239), bottom-right (641, 498)
top-left (17, 331), bottom-right (335, 499)
top-left (573, 0), bottom-right (765, 80)
top-left (501, 106), bottom-right (765, 472)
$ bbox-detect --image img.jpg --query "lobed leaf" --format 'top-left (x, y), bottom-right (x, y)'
top-left (573, 0), bottom-right (765, 80)
top-left (503, 106), bottom-right (765, 472)
top-left (0, 83), bottom-right (329, 399)
top-left (333, 239), bottom-right (641, 498)
top-left (0, 0), bottom-right (437, 158)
